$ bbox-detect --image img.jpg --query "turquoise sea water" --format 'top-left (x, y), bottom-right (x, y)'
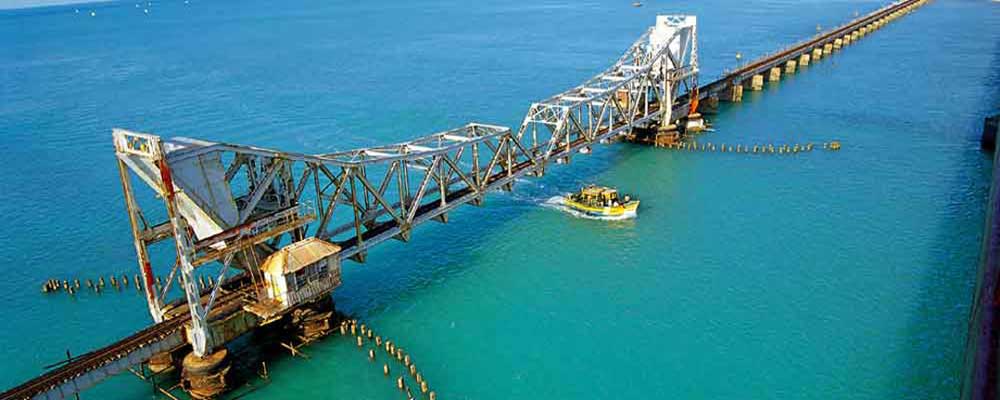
top-left (2, 0), bottom-right (999, 398)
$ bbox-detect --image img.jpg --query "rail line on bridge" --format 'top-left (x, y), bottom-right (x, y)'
top-left (1, 1), bottom-right (928, 398)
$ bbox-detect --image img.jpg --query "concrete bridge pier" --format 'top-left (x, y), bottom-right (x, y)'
top-left (291, 297), bottom-right (338, 343)
top-left (768, 67), bottom-right (781, 82)
top-left (833, 38), bottom-right (843, 49)
top-left (729, 83), bottom-right (744, 102)
top-left (655, 124), bottom-right (680, 147)
top-left (698, 94), bottom-right (720, 114)
top-left (798, 53), bottom-right (810, 66)
top-left (823, 43), bottom-right (833, 55)
top-left (751, 74), bottom-right (764, 91)
top-left (148, 351), bottom-right (177, 375)
top-left (685, 113), bottom-right (706, 133)
top-left (784, 60), bottom-right (797, 74)
top-left (181, 349), bottom-right (230, 400)
top-left (812, 47), bottom-right (823, 60)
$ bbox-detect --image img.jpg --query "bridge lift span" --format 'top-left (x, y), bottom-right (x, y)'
top-left (113, 14), bottom-right (698, 360)
top-left (0, 15), bottom-right (700, 400)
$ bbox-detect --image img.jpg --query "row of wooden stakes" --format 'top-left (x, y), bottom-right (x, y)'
top-left (665, 140), bottom-right (842, 154)
top-left (342, 320), bottom-right (437, 400)
top-left (41, 274), bottom-right (219, 296)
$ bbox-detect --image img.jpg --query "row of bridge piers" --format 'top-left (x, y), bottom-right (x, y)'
top-left (633, 0), bottom-right (928, 149)
top-left (734, 0), bottom-right (926, 99)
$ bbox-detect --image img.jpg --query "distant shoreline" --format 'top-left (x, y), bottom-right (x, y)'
top-left (0, 0), bottom-right (115, 11)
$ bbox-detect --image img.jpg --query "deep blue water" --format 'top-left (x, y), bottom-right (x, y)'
top-left (1, 0), bottom-right (999, 398)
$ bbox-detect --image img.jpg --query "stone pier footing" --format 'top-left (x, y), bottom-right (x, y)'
top-left (292, 298), bottom-right (337, 343)
top-left (182, 349), bottom-right (231, 400)
top-left (148, 352), bottom-right (176, 375)
top-left (784, 60), bottom-right (797, 74)
top-left (799, 53), bottom-right (810, 66)
top-left (685, 113), bottom-right (706, 133)
top-left (768, 67), bottom-right (781, 82)
top-left (729, 84), bottom-right (743, 102)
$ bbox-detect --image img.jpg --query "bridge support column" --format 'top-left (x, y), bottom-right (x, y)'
top-left (182, 349), bottom-right (230, 400)
top-left (655, 124), bottom-right (680, 147)
top-left (750, 74), bottom-right (764, 91)
top-left (842, 34), bottom-right (851, 45)
top-left (149, 351), bottom-right (177, 375)
top-left (699, 94), bottom-right (720, 114)
top-left (833, 38), bottom-right (842, 50)
top-left (822, 43), bottom-right (833, 55)
top-left (861, 26), bottom-right (868, 36)
top-left (291, 297), bottom-right (337, 343)
top-left (798, 53), bottom-right (810, 67)
top-left (811, 48), bottom-right (823, 60)
top-left (768, 67), bottom-right (781, 83)
top-left (851, 31), bottom-right (859, 41)
top-left (729, 84), bottom-right (743, 102)
top-left (685, 113), bottom-right (705, 133)
top-left (784, 60), bottom-right (797, 74)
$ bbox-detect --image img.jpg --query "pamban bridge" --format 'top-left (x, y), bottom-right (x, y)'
top-left (12, 1), bottom-right (988, 399)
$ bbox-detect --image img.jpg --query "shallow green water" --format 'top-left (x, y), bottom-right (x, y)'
top-left (1, 0), bottom-right (999, 398)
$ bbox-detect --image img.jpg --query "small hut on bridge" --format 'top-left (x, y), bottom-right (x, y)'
top-left (259, 238), bottom-right (342, 311)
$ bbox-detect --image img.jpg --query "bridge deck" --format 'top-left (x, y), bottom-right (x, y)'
top-left (680, 0), bottom-right (922, 108)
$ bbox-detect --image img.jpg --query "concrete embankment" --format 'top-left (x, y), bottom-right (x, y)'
top-left (962, 114), bottom-right (1000, 400)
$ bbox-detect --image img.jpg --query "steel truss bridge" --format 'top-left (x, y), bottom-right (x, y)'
top-left (0, 1), bottom-right (927, 398)
top-left (113, 13), bottom-right (698, 358)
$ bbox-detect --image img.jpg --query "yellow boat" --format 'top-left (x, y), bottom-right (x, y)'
top-left (563, 185), bottom-right (639, 217)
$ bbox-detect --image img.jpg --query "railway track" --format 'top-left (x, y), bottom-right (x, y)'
top-left (687, 0), bottom-right (923, 105)
top-left (0, 281), bottom-right (249, 400)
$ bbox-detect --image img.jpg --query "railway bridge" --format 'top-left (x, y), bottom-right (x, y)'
top-left (0, 0), bottom-right (928, 398)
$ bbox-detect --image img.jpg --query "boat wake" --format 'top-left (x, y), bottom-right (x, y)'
top-left (540, 196), bottom-right (637, 221)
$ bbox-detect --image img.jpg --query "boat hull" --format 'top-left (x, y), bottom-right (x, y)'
top-left (562, 199), bottom-right (639, 217)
